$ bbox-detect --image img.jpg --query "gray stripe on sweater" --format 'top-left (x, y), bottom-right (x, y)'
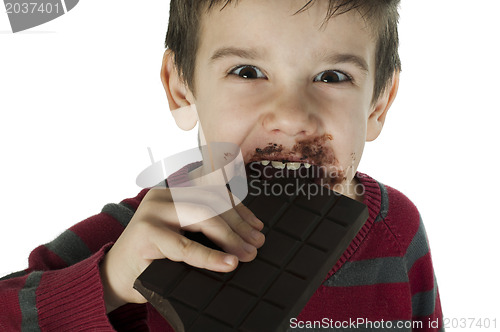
top-left (45, 230), bottom-right (92, 266)
top-left (19, 271), bottom-right (42, 332)
top-left (374, 181), bottom-right (389, 223)
top-left (101, 202), bottom-right (135, 228)
top-left (404, 216), bottom-right (429, 272)
top-left (323, 256), bottom-right (408, 287)
top-left (411, 280), bottom-right (437, 318)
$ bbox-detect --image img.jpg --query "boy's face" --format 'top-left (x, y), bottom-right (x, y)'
top-left (164, 0), bottom-right (398, 197)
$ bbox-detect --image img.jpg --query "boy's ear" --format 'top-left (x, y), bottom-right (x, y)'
top-left (161, 49), bottom-right (198, 131)
top-left (366, 71), bottom-right (400, 142)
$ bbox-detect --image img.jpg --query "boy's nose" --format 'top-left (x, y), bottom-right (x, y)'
top-left (262, 94), bottom-right (319, 138)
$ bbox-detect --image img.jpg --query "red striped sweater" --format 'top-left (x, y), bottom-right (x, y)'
top-left (0, 163), bottom-right (444, 331)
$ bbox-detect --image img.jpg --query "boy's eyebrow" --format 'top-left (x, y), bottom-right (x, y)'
top-left (209, 47), bottom-right (369, 74)
top-left (209, 47), bottom-right (262, 63)
top-left (321, 53), bottom-right (369, 73)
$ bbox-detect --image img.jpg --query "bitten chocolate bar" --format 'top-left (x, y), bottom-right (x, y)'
top-left (134, 177), bottom-right (368, 332)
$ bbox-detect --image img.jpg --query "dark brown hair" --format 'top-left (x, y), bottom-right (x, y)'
top-left (165, 0), bottom-right (401, 104)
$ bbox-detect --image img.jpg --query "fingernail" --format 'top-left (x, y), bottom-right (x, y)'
top-left (224, 255), bottom-right (237, 266)
top-left (251, 217), bottom-right (264, 229)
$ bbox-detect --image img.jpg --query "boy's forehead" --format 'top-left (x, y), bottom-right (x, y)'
top-left (198, 0), bottom-right (376, 71)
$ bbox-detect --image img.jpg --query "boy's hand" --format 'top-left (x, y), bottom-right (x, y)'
top-left (99, 186), bottom-right (265, 313)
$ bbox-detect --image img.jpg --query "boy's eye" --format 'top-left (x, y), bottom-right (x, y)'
top-left (314, 70), bottom-right (351, 83)
top-left (230, 65), bottom-right (266, 79)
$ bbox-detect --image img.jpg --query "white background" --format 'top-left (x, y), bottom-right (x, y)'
top-left (1, 0), bottom-right (499, 326)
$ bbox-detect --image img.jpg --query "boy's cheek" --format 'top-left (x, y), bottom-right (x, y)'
top-left (330, 121), bottom-right (366, 165)
top-left (197, 109), bottom-right (247, 143)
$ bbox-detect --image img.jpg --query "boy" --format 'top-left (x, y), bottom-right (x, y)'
top-left (0, 0), bottom-right (444, 330)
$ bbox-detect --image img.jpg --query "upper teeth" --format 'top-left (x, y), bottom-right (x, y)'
top-left (271, 161), bottom-right (286, 169)
top-left (260, 160), bottom-right (312, 170)
top-left (286, 162), bottom-right (301, 170)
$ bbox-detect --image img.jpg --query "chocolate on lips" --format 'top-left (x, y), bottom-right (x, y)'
top-left (134, 166), bottom-right (368, 331)
top-left (247, 133), bottom-right (336, 166)
top-left (245, 133), bottom-right (346, 187)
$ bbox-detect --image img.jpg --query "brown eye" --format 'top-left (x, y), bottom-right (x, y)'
top-left (230, 65), bottom-right (266, 79)
top-left (314, 70), bottom-right (350, 83)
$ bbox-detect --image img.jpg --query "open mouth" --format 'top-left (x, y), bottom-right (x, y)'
top-left (242, 135), bottom-right (341, 187)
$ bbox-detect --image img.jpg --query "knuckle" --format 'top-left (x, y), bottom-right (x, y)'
top-left (176, 236), bottom-right (193, 258)
top-left (128, 214), bottom-right (156, 236)
top-left (226, 228), bottom-right (242, 243)
top-left (206, 193), bottom-right (231, 211)
top-left (205, 249), bottom-right (220, 266)
top-left (234, 216), bottom-right (249, 233)
top-left (194, 204), bottom-right (217, 221)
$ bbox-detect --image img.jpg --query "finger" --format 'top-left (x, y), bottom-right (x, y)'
top-left (219, 207), bottom-right (265, 249)
top-left (184, 214), bottom-right (258, 262)
top-left (142, 191), bottom-right (262, 259)
top-left (138, 198), bottom-right (256, 255)
top-left (154, 228), bottom-right (238, 272)
top-left (234, 203), bottom-right (264, 230)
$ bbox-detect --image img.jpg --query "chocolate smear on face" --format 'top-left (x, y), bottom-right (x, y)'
top-left (291, 134), bottom-right (335, 166)
top-left (254, 143), bottom-right (283, 157)
top-left (247, 134), bottom-right (347, 187)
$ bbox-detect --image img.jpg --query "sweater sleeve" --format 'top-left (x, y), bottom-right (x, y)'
top-left (407, 222), bottom-right (444, 331)
top-left (0, 189), bottom-right (150, 331)
top-left (384, 185), bottom-right (444, 331)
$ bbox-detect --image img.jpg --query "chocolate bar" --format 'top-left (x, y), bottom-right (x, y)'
top-left (134, 177), bottom-right (368, 332)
